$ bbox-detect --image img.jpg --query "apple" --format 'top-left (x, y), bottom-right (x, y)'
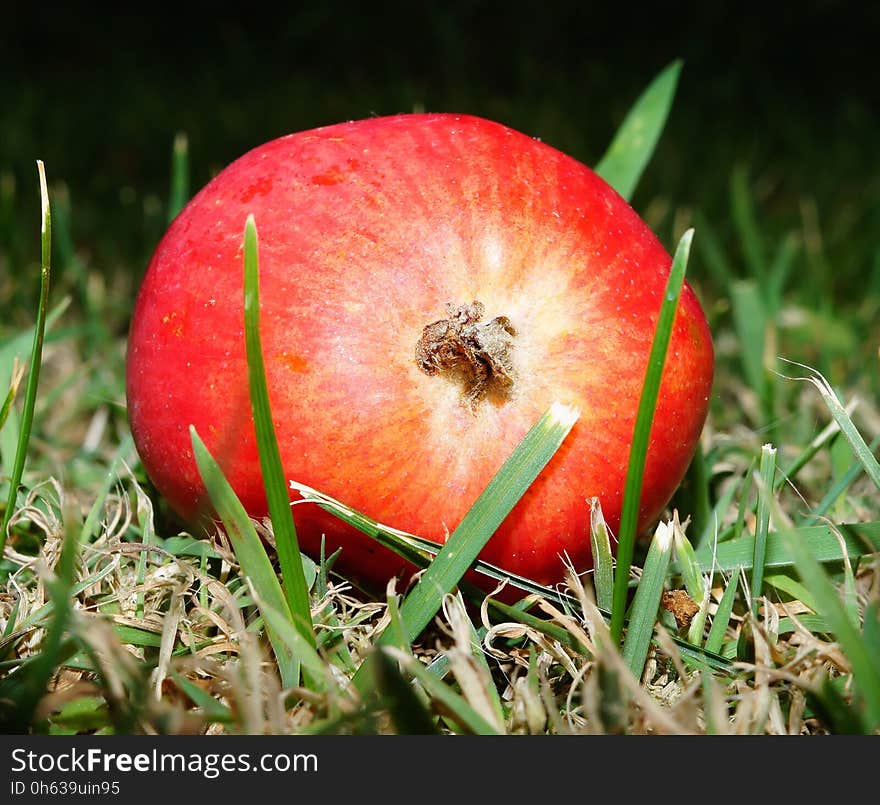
top-left (126, 113), bottom-right (713, 593)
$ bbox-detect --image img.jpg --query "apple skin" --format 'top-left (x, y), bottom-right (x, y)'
top-left (126, 113), bottom-right (713, 592)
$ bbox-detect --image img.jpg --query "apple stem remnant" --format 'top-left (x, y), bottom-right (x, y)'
top-left (415, 301), bottom-right (517, 406)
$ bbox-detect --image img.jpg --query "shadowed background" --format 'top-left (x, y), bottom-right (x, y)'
top-left (2, 3), bottom-right (878, 309)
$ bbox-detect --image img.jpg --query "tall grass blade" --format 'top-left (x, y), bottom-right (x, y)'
top-left (672, 516), bottom-right (705, 603)
top-left (290, 480), bottom-right (560, 602)
top-left (190, 426), bottom-right (299, 687)
top-left (256, 593), bottom-right (330, 693)
top-left (681, 439), bottom-right (711, 545)
top-left (775, 407), bottom-right (851, 493)
top-left (704, 570), bottom-right (740, 655)
top-left (610, 228), bottom-right (693, 644)
top-left (730, 279), bottom-right (770, 422)
top-left (621, 520), bottom-right (674, 678)
top-left (692, 210), bottom-right (737, 287)
top-left (751, 443), bottom-right (777, 614)
top-left (1, 162), bottom-right (52, 555)
top-left (595, 60), bottom-right (682, 201)
top-left (242, 215), bottom-right (315, 647)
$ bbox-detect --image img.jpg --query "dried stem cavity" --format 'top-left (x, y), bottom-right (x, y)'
top-left (415, 301), bottom-right (517, 406)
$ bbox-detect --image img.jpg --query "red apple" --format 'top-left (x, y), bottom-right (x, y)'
top-left (126, 113), bottom-right (713, 593)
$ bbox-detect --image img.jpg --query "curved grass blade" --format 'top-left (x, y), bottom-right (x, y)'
top-left (594, 59), bottom-right (682, 201)
top-left (779, 360), bottom-right (880, 490)
top-left (243, 215), bottom-right (315, 649)
top-left (190, 426), bottom-right (299, 688)
top-left (610, 228), bottom-right (693, 644)
top-left (0, 162), bottom-right (52, 554)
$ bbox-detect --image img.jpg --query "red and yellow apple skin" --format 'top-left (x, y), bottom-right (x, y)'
top-left (126, 113), bottom-right (714, 591)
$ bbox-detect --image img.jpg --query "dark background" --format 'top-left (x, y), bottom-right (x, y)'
top-left (2, 3), bottom-right (878, 298)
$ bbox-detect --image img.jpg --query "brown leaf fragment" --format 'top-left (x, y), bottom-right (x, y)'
top-left (661, 589), bottom-right (700, 629)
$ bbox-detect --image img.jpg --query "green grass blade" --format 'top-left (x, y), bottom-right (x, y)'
top-left (384, 589), bottom-right (413, 659)
top-left (292, 481), bottom-right (732, 675)
top-left (697, 470), bottom-right (741, 548)
top-left (167, 132), bottom-right (190, 223)
top-left (0, 162), bottom-right (52, 554)
top-left (781, 529), bottom-right (880, 729)
top-left (589, 497), bottom-right (615, 612)
top-left (369, 648), bottom-right (440, 734)
top-left (775, 409), bottom-right (851, 494)
top-left (290, 480), bottom-right (562, 602)
top-left (189, 426), bottom-right (299, 688)
top-left (704, 570), bottom-right (740, 655)
top-left (680, 439), bottom-right (711, 545)
top-left (242, 215), bottom-right (315, 648)
top-left (384, 402), bottom-right (577, 642)
top-left (168, 670), bottom-right (234, 722)
top-left (672, 517), bottom-right (705, 603)
top-left (729, 279), bottom-right (770, 420)
top-left (594, 59), bottom-right (682, 201)
top-left (610, 228), bottom-right (693, 644)
top-left (692, 210), bottom-right (737, 287)
top-left (764, 573), bottom-right (823, 616)
top-left (807, 675), bottom-right (872, 734)
top-left (804, 435), bottom-right (880, 524)
top-left (765, 231), bottom-right (799, 312)
top-left (387, 648), bottom-right (503, 735)
top-left (256, 593), bottom-right (330, 692)
top-left (350, 401), bottom-right (578, 692)
top-left (780, 360), bottom-right (880, 490)
top-left (621, 520), bottom-right (675, 678)
top-left (751, 443), bottom-right (777, 614)
top-left (864, 601), bottom-right (880, 673)
top-left (692, 521), bottom-right (880, 574)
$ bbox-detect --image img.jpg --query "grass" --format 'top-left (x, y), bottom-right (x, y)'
top-left (0, 62), bottom-right (878, 735)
